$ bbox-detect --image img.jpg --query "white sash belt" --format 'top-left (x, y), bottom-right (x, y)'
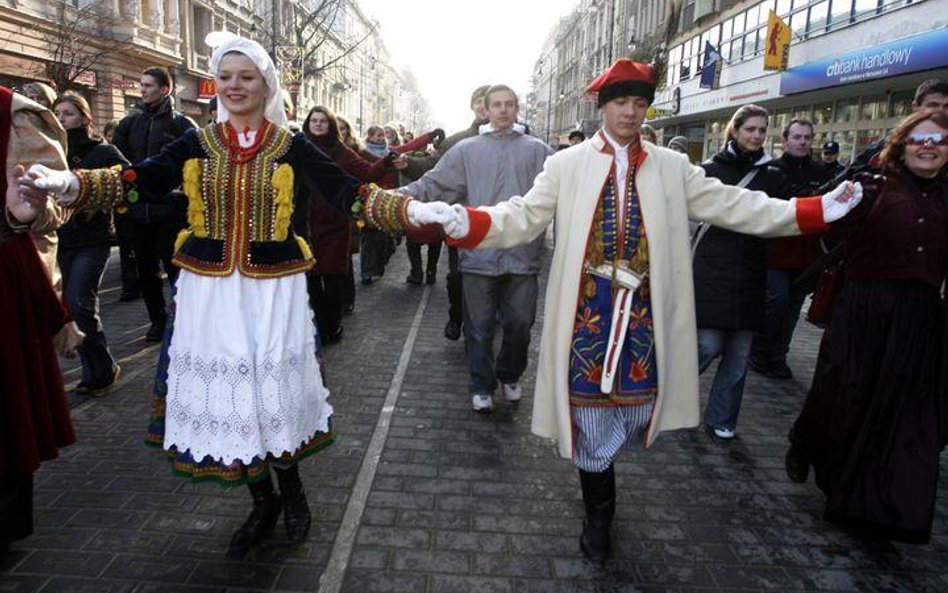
top-left (584, 261), bottom-right (645, 395)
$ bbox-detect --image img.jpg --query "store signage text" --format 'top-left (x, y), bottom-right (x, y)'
top-left (780, 28), bottom-right (948, 95)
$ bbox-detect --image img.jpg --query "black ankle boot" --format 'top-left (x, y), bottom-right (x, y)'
top-left (578, 465), bottom-right (616, 564)
top-left (275, 465), bottom-right (311, 542)
top-left (227, 476), bottom-right (282, 557)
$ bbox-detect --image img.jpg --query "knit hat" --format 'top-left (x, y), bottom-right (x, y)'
top-left (668, 136), bottom-right (688, 152)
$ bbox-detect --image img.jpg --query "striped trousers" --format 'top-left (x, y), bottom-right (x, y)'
top-left (571, 403), bottom-right (655, 472)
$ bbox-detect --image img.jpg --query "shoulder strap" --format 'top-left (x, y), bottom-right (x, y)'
top-left (735, 167), bottom-right (759, 189)
top-left (691, 167), bottom-right (760, 257)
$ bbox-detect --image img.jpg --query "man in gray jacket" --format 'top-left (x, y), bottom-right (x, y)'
top-left (400, 84), bottom-right (553, 412)
top-left (398, 84), bottom-right (489, 341)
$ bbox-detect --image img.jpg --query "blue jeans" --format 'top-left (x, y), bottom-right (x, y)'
top-left (752, 269), bottom-right (807, 364)
top-left (698, 329), bottom-right (754, 430)
top-left (58, 244), bottom-right (115, 384)
top-left (461, 273), bottom-right (538, 395)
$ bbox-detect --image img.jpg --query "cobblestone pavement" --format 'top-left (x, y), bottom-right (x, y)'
top-left (2, 245), bottom-right (947, 593)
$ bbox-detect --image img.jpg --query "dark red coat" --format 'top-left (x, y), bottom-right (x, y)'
top-left (0, 86), bottom-right (75, 476)
top-left (306, 137), bottom-right (391, 275)
top-left (837, 169), bottom-right (947, 288)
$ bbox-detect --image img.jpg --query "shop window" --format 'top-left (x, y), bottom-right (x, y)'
top-left (813, 102), bottom-right (834, 125)
top-left (793, 106), bottom-right (811, 121)
top-left (835, 98), bottom-right (858, 123)
top-left (856, 129), bottom-right (885, 157)
top-left (741, 33), bottom-right (756, 58)
top-left (808, 1), bottom-right (830, 35)
top-left (853, 0), bottom-right (880, 20)
top-left (772, 109), bottom-right (790, 132)
top-left (890, 90), bottom-right (915, 119)
top-left (829, 0), bottom-right (853, 29)
top-left (861, 95), bottom-right (888, 120)
top-left (836, 130), bottom-right (857, 163)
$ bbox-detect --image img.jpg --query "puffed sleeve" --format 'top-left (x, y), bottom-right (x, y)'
top-left (69, 129), bottom-right (202, 212)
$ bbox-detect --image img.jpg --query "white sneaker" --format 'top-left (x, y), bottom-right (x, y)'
top-left (471, 393), bottom-right (494, 412)
top-left (712, 427), bottom-right (735, 440)
top-left (501, 382), bottom-right (523, 402)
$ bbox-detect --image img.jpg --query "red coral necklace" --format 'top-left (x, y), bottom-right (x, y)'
top-left (224, 120), bottom-right (271, 163)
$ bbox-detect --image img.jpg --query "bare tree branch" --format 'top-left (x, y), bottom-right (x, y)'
top-left (38, 0), bottom-right (132, 92)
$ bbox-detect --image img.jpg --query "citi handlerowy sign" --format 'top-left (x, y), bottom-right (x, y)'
top-left (780, 28), bottom-right (948, 95)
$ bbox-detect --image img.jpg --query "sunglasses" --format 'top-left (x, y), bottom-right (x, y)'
top-left (904, 132), bottom-right (948, 146)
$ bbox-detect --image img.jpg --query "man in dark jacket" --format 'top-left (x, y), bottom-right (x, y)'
top-left (112, 66), bottom-right (197, 341)
top-left (820, 140), bottom-right (845, 178)
top-left (398, 84), bottom-right (490, 341)
top-left (749, 118), bottom-right (830, 379)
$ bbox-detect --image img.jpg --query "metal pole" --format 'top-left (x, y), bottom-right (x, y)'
top-left (607, 0), bottom-right (616, 63)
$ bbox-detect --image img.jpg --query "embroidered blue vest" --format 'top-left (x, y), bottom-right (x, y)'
top-left (568, 154), bottom-right (658, 407)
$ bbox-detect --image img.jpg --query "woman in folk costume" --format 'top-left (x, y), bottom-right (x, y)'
top-left (431, 59), bottom-right (863, 563)
top-left (0, 86), bottom-right (83, 561)
top-left (24, 33), bottom-right (447, 557)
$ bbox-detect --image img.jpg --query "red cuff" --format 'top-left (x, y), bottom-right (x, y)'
top-left (795, 196), bottom-right (828, 234)
top-left (446, 207), bottom-right (491, 249)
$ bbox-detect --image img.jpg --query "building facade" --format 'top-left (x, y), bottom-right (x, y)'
top-left (529, 0), bottom-right (639, 145)
top-left (0, 0), bottom-right (427, 134)
top-left (650, 0), bottom-right (948, 162)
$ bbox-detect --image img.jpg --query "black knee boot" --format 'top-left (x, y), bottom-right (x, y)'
top-left (275, 465), bottom-right (311, 542)
top-left (227, 475), bottom-right (282, 557)
top-left (578, 465), bottom-right (616, 564)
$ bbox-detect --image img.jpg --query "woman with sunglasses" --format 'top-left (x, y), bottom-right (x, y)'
top-left (785, 109), bottom-right (948, 544)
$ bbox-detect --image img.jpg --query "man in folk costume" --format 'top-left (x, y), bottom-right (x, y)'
top-left (432, 60), bottom-right (864, 562)
top-left (1, 85), bottom-right (83, 560)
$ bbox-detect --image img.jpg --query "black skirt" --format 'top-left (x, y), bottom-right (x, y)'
top-left (792, 280), bottom-right (944, 543)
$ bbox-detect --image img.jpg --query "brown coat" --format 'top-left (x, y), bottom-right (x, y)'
top-left (4, 93), bottom-right (69, 291)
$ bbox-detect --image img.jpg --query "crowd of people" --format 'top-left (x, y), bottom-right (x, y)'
top-left (1, 29), bottom-right (945, 569)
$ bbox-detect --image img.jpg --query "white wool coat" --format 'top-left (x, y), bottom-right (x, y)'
top-left (466, 133), bottom-right (822, 458)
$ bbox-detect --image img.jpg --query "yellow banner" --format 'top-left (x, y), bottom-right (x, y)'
top-left (764, 10), bottom-right (791, 71)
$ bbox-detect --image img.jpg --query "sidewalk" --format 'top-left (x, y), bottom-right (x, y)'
top-left (2, 246), bottom-right (947, 593)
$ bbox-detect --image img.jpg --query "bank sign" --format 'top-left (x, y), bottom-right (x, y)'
top-left (780, 28), bottom-right (948, 95)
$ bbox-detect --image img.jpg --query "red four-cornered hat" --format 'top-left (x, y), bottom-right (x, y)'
top-left (586, 59), bottom-right (657, 107)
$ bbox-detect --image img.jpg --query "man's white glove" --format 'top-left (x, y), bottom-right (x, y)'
top-left (407, 200), bottom-right (454, 227)
top-left (821, 180), bottom-right (863, 223)
top-left (443, 204), bottom-right (470, 240)
top-left (27, 164), bottom-right (80, 203)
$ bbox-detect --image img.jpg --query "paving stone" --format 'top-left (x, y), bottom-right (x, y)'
top-left (428, 574), bottom-right (512, 593)
top-left (186, 561), bottom-right (279, 589)
top-left (339, 570), bottom-right (426, 593)
top-left (12, 549), bottom-right (112, 577)
top-left (35, 576), bottom-right (137, 593)
top-left (356, 526), bottom-right (431, 549)
top-left (101, 555), bottom-right (197, 582)
top-left (391, 549), bottom-right (469, 574)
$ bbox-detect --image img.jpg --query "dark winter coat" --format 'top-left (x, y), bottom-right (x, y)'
top-left (693, 143), bottom-right (786, 330)
top-left (111, 96), bottom-right (197, 225)
top-left (765, 152), bottom-right (831, 269)
top-left (58, 126), bottom-right (130, 250)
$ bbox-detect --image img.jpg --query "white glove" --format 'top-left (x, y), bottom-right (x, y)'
top-left (443, 204), bottom-right (470, 240)
top-left (27, 164), bottom-right (80, 203)
top-left (821, 180), bottom-right (863, 223)
top-left (407, 200), bottom-right (454, 227)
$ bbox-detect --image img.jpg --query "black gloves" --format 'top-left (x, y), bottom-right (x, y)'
top-left (429, 128), bottom-right (445, 146)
